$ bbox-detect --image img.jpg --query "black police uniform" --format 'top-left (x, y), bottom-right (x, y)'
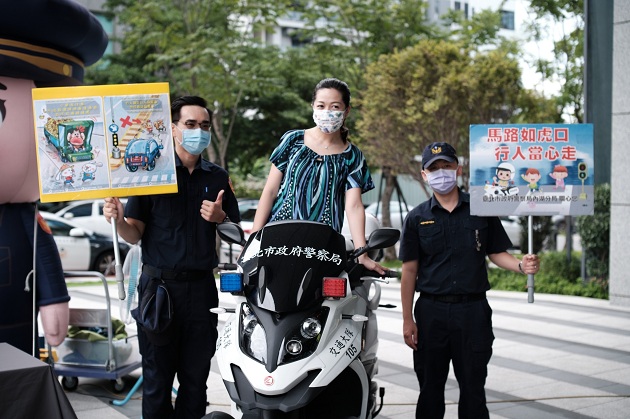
top-left (125, 154), bottom-right (240, 418)
top-left (399, 190), bottom-right (511, 419)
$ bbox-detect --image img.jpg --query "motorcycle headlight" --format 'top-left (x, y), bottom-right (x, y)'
top-left (239, 304), bottom-right (267, 363)
top-left (279, 308), bottom-right (329, 366)
top-left (300, 318), bottom-right (322, 339)
top-left (285, 339), bottom-right (303, 355)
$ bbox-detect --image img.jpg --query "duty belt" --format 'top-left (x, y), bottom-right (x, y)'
top-left (142, 264), bottom-right (211, 281)
top-left (420, 292), bottom-right (486, 303)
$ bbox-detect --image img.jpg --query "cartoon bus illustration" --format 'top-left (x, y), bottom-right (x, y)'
top-left (44, 119), bottom-right (94, 162)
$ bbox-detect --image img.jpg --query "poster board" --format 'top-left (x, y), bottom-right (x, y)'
top-left (32, 82), bottom-right (177, 203)
top-left (469, 124), bottom-right (594, 217)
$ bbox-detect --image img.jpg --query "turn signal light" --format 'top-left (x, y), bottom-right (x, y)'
top-left (220, 272), bottom-right (243, 292)
top-left (322, 277), bottom-right (346, 298)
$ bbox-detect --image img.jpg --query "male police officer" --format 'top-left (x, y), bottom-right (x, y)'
top-left (400, 142), bottom-right (540, 418)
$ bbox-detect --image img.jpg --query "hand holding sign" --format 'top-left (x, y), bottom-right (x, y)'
top-left (200, 189), bottom-right (226, 223)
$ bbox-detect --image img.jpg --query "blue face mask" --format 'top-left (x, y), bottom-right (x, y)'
top-left (177, 127), bottom-right (211, 155)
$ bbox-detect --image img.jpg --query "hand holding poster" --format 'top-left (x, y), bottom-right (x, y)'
top-left (469, 124), bottom-right (594, 217)
top-left (32, 82), bottom-right (177, 203)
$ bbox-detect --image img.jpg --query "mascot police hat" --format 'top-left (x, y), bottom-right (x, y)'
top-left (0, 0), bottom-right (108, 203)
top-left (0, 0), bottom-right (108, 86)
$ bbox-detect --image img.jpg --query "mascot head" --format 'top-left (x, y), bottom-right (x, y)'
top-left (0, 0), bottom-right (108, 203)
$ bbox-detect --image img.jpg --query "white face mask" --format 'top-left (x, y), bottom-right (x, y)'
top-left (424, 168), bottom-right (458, 194)
top-left (312, 109), bottom-right (345, 134)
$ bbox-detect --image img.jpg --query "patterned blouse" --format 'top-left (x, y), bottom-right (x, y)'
top-left (268, 129), bottom-right (374, 232)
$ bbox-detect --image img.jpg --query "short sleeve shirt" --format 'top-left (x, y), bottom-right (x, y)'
top-left (125, 155), bottom-right (240, 271)
top-left (398, 190), bottom-right (512, 294)
top-left (268, 130), bottom-right (374, 232)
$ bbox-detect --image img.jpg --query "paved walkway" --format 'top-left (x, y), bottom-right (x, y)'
top-left (59, 280), bottom-right (630, 418)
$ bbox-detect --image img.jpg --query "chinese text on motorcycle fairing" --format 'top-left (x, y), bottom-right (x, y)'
top-left (241, 246), bottom-right (343, 266)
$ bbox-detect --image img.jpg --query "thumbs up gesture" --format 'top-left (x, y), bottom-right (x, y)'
top-left (200, 189), bottom-right (226, 223)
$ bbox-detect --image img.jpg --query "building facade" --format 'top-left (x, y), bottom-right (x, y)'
top-left (610, 1), bottom-right (629, 307)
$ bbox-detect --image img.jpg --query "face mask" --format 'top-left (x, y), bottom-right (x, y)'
top-left (176, 127), bottom-right (210, 155)
top-left (313, 109), bottom-right (345, 134)
top-left (425, 168), bottom-right (458, 194)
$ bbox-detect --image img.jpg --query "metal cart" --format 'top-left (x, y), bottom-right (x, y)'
top-left (52, 271), bottom-right (141, 392)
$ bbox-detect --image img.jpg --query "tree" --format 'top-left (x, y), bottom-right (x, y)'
top-left (576, 183), bottom-right (610, 284)
top-left (523, 0), bottom-right (584, 122)
top-left (357, 39), bottom-right (523, 189)
top-left (87, 0), bottom-right (295, 168)
top-left (356, 39), bottom-right (523, 260)
top-left (294, 0), bottom-right (439, 95)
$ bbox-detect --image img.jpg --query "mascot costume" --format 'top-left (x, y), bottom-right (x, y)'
top-left (0, 0), bottom-right (108, 355)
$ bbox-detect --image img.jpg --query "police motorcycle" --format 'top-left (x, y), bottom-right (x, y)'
top-left (207, 220), bottom-right (400, 419)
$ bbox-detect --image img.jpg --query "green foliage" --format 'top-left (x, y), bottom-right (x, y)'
top-left (228, 157), bottom-right (270, 198)
top-left (517, 216), bottom-right (554, 253)
top-left (488, 251), bottom-right (608, 299)
top-left (88, 0), bottom-right (297, 168)
top-left (576, 184), bottom-right (610, 282)
top-left (295, 0), bottom-right (439, 93)
top-left (512, 89), bottom-right (564, 123)
top-left (442, 6), bottom-right (504, 48)
top-left (84, 0), bottom-right (582, 193)
top-left (522, 0), bottom-right (584, 122)
top-left (227, 46), bottom-right (334, 174)
top-left (386, 250), bottom-right (607, 299)
top-left (357, 39), bottom-right (522, 186)
top-left (537, 250), bottom-right (581, 280)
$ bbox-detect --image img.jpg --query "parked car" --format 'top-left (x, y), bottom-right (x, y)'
top-left (219, 199), bottom-right (259, 264)
top-left (500, 216), bottom-right (521, 249)
top-left (54, 199), bottom-right (127, 238)
top-left (238, 199), bottom-right (258, 238)
top-left (365, 200), bottom-right (411, 232)
top-left (41, 211), bottom-right (129, 275)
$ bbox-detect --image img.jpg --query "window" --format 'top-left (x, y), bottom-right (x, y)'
top-left (65, 203), bottom-right (92, 218)
top-left (500, 10), bottom-right (515, 30)
top-left (46, 219), bottom-right (71, 237)
top-left (454, 2), bottom-right (468, 19)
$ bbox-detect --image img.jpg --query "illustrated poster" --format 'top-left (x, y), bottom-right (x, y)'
top-left (32, 82), bottom-right (177, 203)
top-left (469, 124), bottom-right (594, 217)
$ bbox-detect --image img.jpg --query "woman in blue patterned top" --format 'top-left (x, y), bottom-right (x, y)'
top-left (254, 78), bottom-right (385, 274)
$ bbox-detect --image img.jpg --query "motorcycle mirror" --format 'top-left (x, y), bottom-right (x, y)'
top-left (366, 227), bottom-right (400, 250)
top-left (349, 227), bottom-right (400, 259)
top-left (217, 222), bottom-right (246, 246)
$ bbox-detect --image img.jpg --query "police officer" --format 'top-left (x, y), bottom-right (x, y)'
top-left (104, 96), bottom-right (240, 418)
top-left (399, 142), bottom-right (540, 419)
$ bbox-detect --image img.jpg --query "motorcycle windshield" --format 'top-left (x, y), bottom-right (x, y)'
top-left (238, 220), bottom-right (348, 313)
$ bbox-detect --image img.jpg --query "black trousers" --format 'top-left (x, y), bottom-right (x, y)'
top-left (137, 273), bottom-right (218, 419)
top-left (413, 297), bottom-right (494, 419)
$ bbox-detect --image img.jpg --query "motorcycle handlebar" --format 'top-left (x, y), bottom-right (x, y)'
top-left (362, 268), bottom-right (400, 279)
top-left (217, 263), bottom-right (238, 271)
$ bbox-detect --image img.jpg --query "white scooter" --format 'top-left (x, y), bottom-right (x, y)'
top-left (206, 220), bottom-right (399, 419)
